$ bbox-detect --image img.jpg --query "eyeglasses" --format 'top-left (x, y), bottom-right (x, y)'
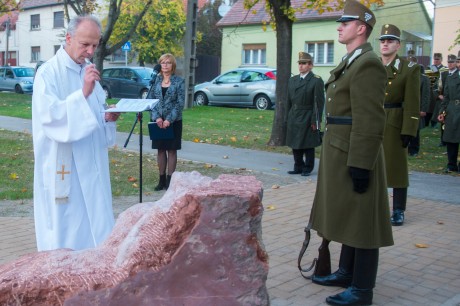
top-left (161, 62), bottom-right (172, 65)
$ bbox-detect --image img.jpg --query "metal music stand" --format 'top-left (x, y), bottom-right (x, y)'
top-left (121, 90), bottom-right (157, 203)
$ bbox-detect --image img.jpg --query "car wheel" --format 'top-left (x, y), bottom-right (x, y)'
top-left (15, 85), bottom-right (24, 94)
top-left (141, 89), bottom-right (149, 99)
top-left (103, 87), bottom-right (111, 99)
top-left (254, 94), bottom-right (272, 110)
top-left (194, 92), bottom-right (209, 106)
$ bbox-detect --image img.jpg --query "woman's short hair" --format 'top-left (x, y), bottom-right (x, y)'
top-left (159, 53), bottom-right (177, 74)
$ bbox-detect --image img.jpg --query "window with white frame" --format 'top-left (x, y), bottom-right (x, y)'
top-left (31, 14), bottom-right (40, 30)
top-left (306, 41), bottom-right (334, 65)
top-left (31, 47), bottom-right (40, 62)
top-left (242, 44), bottom-right (266, 65)
top-left (53, 11), bottom-right (64, 28)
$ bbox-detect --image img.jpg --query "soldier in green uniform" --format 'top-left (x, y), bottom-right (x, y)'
top-left (438, 54), bottom-right (460, 173)
top-left (309, 1), bottom-right (393, 305)
top-left (285, 52), bottom-right (325, 176)
top-left (379, 24), bottom-right (420, 226)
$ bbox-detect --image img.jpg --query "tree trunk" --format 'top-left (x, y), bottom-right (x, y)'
top-left (267, 0), bottom-right (292, 146)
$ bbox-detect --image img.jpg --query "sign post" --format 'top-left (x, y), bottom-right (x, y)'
top-left (121, 41), bottom-right (131, 67)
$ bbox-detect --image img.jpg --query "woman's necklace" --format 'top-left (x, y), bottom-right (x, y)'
top-left (163, 77), bottom-right (171, 85)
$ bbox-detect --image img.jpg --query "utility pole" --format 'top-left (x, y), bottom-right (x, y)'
top-left (183, 0), bottom-right (198, 109)
top-left (4, 17), bottom-right (10, 65)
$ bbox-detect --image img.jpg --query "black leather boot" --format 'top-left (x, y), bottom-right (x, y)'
top-left (154, 174), bottom-right (166, 191)
top-left (166, 175), bottom-right (172, 189)
top-left (326, 248), bottom-right (378, 306)
top-left (313, 244), bottom-right (354, 288)
top-left (391, 188), bottom-right (407, 226)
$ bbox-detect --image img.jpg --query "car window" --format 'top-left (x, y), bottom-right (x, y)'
top-left (217, 70), bottom-right (243, 83)
top-left (14, 68), bottom-right (35, 77)
top-left (110, 69), bottom-right (123, 78)
top-left (5, 69), bottom-right (14, 78)
top-left (102, 69), bottom-right (112, 78)
top-left (134, 68), bottom-right (154, 80)
top-left (0, 68), bottom-right (5, 77)
top-left (242, 71), bottom-right (267, 82)
top-left (124, 69), bottom-right (135, 80)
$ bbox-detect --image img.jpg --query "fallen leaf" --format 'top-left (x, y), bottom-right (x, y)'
top-left (9, 173), bottom-right (19, 180)
top-left (415, 243), bottom-right (429, 248)
top-left (266, 205), bottom-right (275, 210)
top-left (21, 188), bottom-right (27, 193)
top-left (223, 155), bottom-right (229, 159)
top-left (271, 184), bottom-right (280, 189)
top-left (271, 168), bottom-right (279, 171)
top-left (193, 138), bottom-right (200, 143)
top-left (437, 220), bottom-right (444, 225)
top-left (128, 176), bottom-right (137, 182)
top-left (132, 183), bottom-right (139, 188)
top-left (204, 164), bottom-right (213, 169)
top-left (230, 136), bottom-right (237, 142)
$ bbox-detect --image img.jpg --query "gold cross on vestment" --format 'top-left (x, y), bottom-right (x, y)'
top-left (57, 165), bottom-right (70, 180)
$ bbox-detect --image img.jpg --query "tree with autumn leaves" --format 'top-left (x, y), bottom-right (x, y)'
top-left (60, 0), bottom-right (184, 71)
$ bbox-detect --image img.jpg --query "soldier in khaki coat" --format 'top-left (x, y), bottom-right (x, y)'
top-left (438, 53), bottom-right (460, 173)
top-left (309, 1), bottom-right (393, 305)
top-left (285, 52), bottom-right (325, 176)
top-left (379, 24), bottom-right (420, 226)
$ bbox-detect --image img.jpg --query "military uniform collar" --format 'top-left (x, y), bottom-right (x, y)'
top-left (344, 42), bottom-right (373, 67)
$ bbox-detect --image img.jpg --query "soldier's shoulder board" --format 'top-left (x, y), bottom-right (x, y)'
top-left (314, 74), bottom-right (321, 78)
top-left (408, 61), bottom-right (416, 68)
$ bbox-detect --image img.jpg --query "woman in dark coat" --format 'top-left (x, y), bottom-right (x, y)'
top-left (148, 53), bottom-right (185, 190)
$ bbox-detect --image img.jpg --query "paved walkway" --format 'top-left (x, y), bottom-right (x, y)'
top-left (1, 116), bottom-right (460, 305)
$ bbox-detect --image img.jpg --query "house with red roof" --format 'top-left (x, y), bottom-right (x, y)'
top-left (216, 0), bottom-right (432, 80)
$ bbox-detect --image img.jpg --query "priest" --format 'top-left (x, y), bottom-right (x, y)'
top-left (32, 15), bottom-right (120, 251)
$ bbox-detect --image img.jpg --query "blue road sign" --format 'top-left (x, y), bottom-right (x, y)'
top-left (122, 41), bottom-right (131, 51)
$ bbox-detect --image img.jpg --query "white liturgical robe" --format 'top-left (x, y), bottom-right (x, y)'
top-left (32, 46), bottom-right (116, 251)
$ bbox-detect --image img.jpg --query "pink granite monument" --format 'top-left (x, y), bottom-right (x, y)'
top-left (0, 172), bottom-right (269, 305)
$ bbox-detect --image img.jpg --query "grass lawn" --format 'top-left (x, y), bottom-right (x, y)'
top-left (0, 92), bottom-right (456, 200)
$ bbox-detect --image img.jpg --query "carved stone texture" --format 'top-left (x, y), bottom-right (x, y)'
top-left (0, 171), bottom-right (269, 306)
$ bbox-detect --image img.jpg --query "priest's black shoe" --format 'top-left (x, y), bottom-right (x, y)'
top-left (312, 269), bottom-right (352, 288)
top-left (301, 171), bottom-right (311, 176)
top-left (287, 169), bottom-right (302, 174)
top-left (390, 209), bottom-right (404, 226)
top-left (326, 286), bottom-right (373, 306)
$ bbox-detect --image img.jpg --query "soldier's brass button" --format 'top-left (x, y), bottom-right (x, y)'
top-left (325, 127), bottom-right (328, 132)
top-left (388, 81), bottom-right (392, 85)
top-left (385, 93), bottom-right (388, 96)
top-left (333, 84), bottom-right (336, 88)
top-left (328, 98), bottom-right (332, 102)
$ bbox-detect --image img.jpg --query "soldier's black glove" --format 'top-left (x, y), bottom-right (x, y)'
top-left (349, 167), bottom-right (370, 194)
top-left (400, 134), bottom-right (413, 148)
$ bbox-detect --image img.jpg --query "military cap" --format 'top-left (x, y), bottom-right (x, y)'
top-left (379, 24), bottom-right (400, 41)
top-left (298, 52), bottom-right (313, 63)
top-left (457, 50), bottom-right (460, 61)
top-left (433, 53), bottom-right (442, 60)
top-left (407, 49), bottom-right (415, 56)
top-left (336, 0), bottom-right (376, 29)
top-left (447, 54), bottom-right (456, 63)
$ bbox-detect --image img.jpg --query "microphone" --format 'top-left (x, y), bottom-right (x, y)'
top-left (150, 64), bottom-right (162, 85)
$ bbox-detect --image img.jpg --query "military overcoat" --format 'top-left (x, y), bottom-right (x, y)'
top-left (382, 55), bottom-right (420, 188)
top-left (440, 70), bottom-right (460, 143)
top-left (310, 43), bottom-right (394, 249)
top-left (285, 72), bottom-right (325, 149)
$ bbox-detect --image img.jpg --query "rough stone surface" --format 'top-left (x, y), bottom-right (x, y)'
top-left (0, 172), bottom-right (268, 306)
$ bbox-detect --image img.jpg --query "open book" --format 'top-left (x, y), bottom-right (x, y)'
top-left (104, 99), bottom-right (159, 113)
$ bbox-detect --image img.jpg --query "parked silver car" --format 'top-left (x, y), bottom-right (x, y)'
top-left (194, 67), bottom-right (277, 110)
top-left (101, 67), bottom-right (154, 99)
top-left (0, 66), bottom-right (35, 94)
